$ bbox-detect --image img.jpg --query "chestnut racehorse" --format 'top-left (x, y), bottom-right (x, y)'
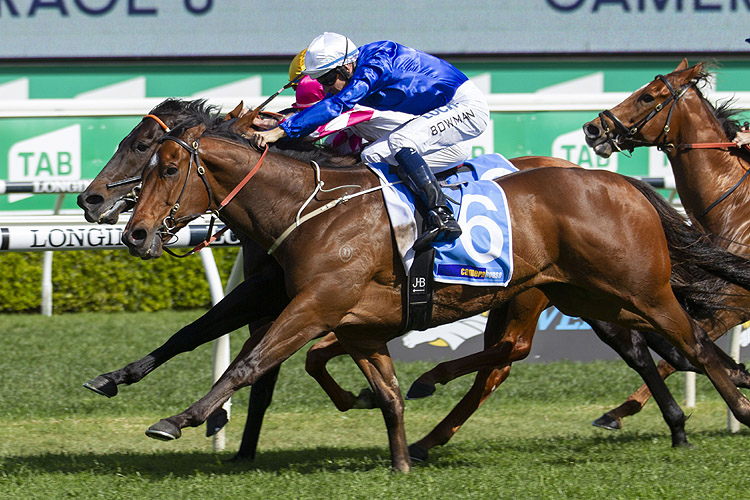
top-left (582, 59), bottom-right (750, 429)
top-left (116, 113), bottom-right (750, 472)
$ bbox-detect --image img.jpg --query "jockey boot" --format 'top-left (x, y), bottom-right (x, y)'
top-left (394, 148), bottom-right (462, 251)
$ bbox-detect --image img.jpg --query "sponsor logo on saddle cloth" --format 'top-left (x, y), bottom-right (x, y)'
top-left (368, 153), bottom-right (516, 286)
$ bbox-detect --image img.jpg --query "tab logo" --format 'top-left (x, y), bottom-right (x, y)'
top-left (552, 129), bottom-right (617, 172)
top-left (8, 125), bottom-right (81, 203)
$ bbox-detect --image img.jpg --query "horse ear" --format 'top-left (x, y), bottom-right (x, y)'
top-left (232, 107), bottom-right (260, 137)
top-left (224, 100), bottom-right (245, 121)
top-left (674, 58), bottom-right (689, 72)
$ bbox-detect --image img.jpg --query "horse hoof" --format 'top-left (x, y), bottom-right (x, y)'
top-left (146, 420), bottom-right (181, 441)
top-left (352, 388), bottom-right (376, 409)
top-left (592, 414), bottom-right (622, 430)
top-left (405, 381), bottom-right (435, 400)
top-left (83, 375), bottom-right (118, 398)
top-left (206, 408), bottom-right (229, 437)
top-left (408, 443), bottom-right (429, 462)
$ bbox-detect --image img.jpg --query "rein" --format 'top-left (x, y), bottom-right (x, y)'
top-left (157, 136), bottom-right (269, 258)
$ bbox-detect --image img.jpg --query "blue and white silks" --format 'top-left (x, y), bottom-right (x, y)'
top-left (368, 153), bottom-right (516, 287)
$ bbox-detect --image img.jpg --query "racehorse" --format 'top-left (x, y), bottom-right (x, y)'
top-left (582, 59), bottom-right (750, 429)
top-left (117, 113), bottom-right (750, 472)
top-left (79, 98), bottom-right (604, 459)
top-left (82, 98), bottom-right (750, 464)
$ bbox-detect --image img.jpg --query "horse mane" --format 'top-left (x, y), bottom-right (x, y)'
top-left (690, 65), bottom-right (746, 142)
top-left (685, 65), bottom-right (750, 163)
top-left (149, 98), bottom-right (223, 123)
top-left (204, 118), bottom-right (361, 168)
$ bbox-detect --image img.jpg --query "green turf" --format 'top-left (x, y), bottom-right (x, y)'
top-left (1, 310), bottom-right (749, 499)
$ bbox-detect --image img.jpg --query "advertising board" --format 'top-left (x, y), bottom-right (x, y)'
top-left (0, 1), bottom-right (749, 58)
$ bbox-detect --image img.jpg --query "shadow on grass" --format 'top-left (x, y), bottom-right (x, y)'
top-left (0, 446), bottom-right (391, 477)
top-left (3, 428), bottom-right (745, 477)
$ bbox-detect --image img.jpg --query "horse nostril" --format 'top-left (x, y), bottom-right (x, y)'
top-left (126, 228), bottom-right (147, 244)
top-left (77, 193), bottom-right (104, 208)
top-left (583, 123), bottom-right (601, 139)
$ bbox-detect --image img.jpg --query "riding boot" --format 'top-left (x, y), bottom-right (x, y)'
top-left (394, 148), bottom-right (462, 251)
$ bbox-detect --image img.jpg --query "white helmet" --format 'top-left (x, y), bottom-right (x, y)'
top-left (303, 32), bottom-right (359, 79)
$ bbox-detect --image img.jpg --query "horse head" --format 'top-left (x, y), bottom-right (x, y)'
top-left (583, 59), bottom-right (706, 158)
top-left (122, 123), bottom-right (213, 259)
top-left (77, 99), bottom-right (219, 225)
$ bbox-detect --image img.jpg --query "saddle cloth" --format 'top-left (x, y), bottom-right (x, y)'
top-left (368, 153), bottom-right (517, 287)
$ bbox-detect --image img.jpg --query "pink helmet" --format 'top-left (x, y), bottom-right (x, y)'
top-left (293, 76), bottom-right (326, 109)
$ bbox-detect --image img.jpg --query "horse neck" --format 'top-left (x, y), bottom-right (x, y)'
top-left (666, 90), bottom-right (750, 247)
top-left (201, 140), bottom-right (370, 253)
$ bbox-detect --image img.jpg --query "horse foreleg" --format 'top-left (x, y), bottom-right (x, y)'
top-left (305, 332), bottom-right (375, 411)
top-left (83, 271), bottom-right (288, 397)
top-left (409, 366), bottom-right (510, 462)
top-left (341, 338), bottom-right (411, 473)
top-left (145, 296), bottom-right (334, 442)
top-left (227, 365), bottom-right (281, 461)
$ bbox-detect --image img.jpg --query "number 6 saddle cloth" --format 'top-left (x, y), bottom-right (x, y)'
top-left (368, 153), bottom-right (516, 287)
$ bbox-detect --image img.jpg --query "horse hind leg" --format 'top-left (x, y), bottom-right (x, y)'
top-left (407, 290), bottom-right (547, 398)
top-left (645, 301), bottom-right (750, 428)
top-left (585, 319), bottom-right (689, 446)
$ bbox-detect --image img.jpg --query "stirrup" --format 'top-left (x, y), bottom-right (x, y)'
top-left (413, 208), bottom-right (462, 252)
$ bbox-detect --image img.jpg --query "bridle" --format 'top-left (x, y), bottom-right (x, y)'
top-left (157, 136), bottom-right (215, 238)
top-left (598, 74), bottom-right (696, 155)
top-left (598, 73), bottom-right (750, 219)
top-left (154, 134), bottom-right (269, 257)
top-left (104, 113), bottom-right (173, 198)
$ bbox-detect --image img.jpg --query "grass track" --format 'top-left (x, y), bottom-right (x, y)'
top-left (1, 310), bottom-right (749, 499)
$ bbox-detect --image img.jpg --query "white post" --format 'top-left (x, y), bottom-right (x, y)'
top-left (41, 194), bottom-right (66, 316)
top-left (684, 371), bottom-right (696, 409)
top-left (198, 247), bottom-right (232, 451)
top-left (728, 325), bottom-right (742, 433)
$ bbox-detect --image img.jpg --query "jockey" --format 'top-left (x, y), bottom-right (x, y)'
top-left (250, 32), bottom-right (490, 250)
top-left (283, 46), bottom-right (418, 157)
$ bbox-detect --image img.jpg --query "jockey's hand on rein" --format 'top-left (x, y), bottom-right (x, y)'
top-left (248, 127), bottom-right (286, 150)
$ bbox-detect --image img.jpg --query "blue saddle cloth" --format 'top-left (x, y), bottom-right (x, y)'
top-left (369, 153), bottom-right (517, 287)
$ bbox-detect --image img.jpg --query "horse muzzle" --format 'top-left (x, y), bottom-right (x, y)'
top-left (122, 225), bottom-right (164, 259)
top-left (582, 120), bottom-right (615, 158)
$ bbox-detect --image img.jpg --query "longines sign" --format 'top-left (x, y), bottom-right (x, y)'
top-left (0, 0), bottom-right (748, 58)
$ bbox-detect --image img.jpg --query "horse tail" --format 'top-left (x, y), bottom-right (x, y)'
top-left (624, 176), bottom-right (750, 322)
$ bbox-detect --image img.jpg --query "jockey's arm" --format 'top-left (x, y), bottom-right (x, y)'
top-left (249, 126), bottom-right (287, 149)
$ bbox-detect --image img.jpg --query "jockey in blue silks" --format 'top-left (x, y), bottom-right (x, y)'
top-left (250, 32), bottom-right (490, 250)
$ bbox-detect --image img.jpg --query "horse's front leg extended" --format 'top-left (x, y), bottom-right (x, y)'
top-left (145, 296), bottom-right (335, 440)
top-left (83, 271), bottom-right (288, 397)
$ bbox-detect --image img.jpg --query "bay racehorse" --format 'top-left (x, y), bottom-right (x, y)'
top-left (81, 99), bottom-right (725, 462)
top-left (582, 59), bottom-right (750, 429)
top-left (79, 98), bottom-right (608, 459)
top-left (117, 113), bottom-right (750, 472)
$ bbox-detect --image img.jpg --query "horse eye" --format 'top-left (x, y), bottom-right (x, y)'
top-left (640, 93), bottom-right (655, 103)
top-left (165, 166), bottom-right (179, 176)
top-left (135, 142), bottom-right (150, 153)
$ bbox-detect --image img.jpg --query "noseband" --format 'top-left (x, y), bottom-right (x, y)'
top-left (599, 74), bottom-right (695, 154)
